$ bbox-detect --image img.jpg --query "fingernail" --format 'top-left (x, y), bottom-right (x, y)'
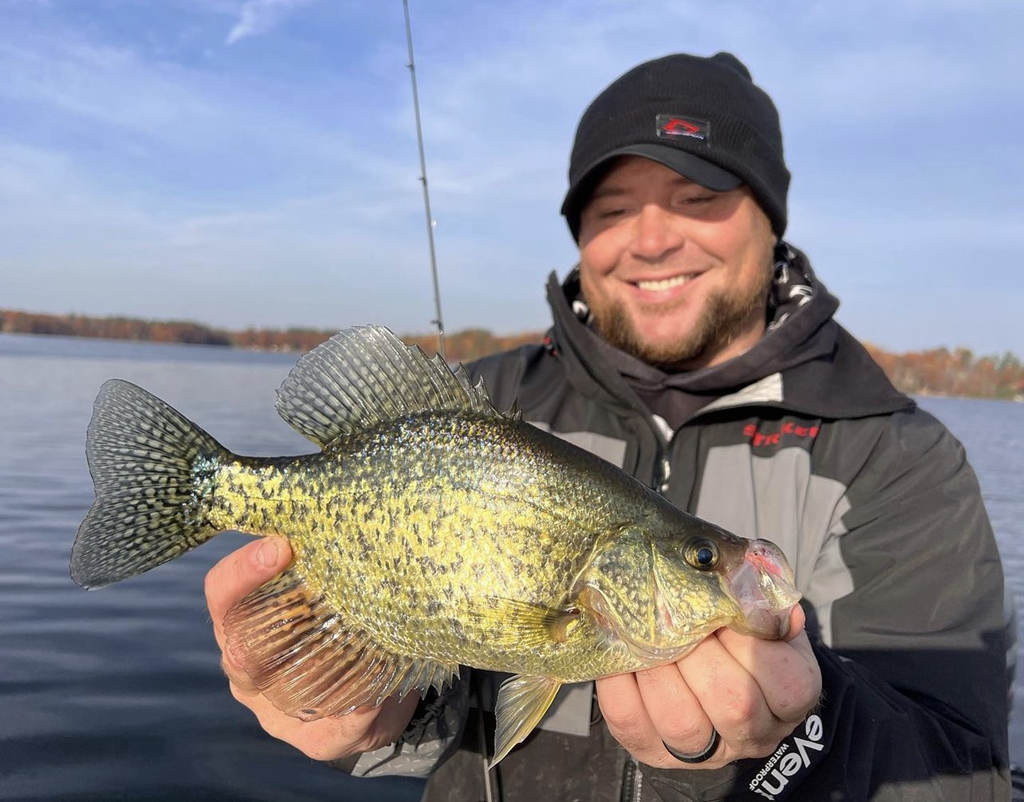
top-left (785, 604), bottom-right (805, 641)
top-left (255, 538), bottom-right (280, 569)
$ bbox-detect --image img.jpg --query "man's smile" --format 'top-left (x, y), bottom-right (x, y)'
top-left (626, 270), bottom-right (707, 301)
top-left (634, 274), bottom-right (694, 292)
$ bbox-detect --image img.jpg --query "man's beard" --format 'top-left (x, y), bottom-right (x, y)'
top-left (590, 269), bottom-right (773, 371)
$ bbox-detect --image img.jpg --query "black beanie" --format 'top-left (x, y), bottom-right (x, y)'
top-left (561, 52), bottom-right (789, 240)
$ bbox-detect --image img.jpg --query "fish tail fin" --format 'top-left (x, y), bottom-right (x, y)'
top-left (71, 379), bottom-right (229, 589)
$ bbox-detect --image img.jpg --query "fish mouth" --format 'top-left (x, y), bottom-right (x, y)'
top-left (724, 539), bottom-right (801, 639)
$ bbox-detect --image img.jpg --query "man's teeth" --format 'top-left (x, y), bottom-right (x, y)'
top-left (636, 275), bottom-right (691, 291)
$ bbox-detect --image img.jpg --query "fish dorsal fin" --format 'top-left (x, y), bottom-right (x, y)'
top-left (223, 565), bottom-right (457, 719)
top-left (275, 326), bottom-right (499, 448)
top-left (491, 674), bottom-right (562, 767)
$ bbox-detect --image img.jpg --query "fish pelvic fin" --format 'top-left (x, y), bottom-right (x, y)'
top-left (274, 325), bottom-right (502, 448)
top-left (71, 379), bottom-right (228, 589)
top-left (490, 674), bottom-right (562, 768)
top-left (223, 567), bottom-right (458, 719)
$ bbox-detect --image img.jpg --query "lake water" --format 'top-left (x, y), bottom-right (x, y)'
top-left (1, 332), bottom-right (1022, 800)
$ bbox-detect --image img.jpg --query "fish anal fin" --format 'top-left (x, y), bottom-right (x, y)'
top-left (467, 597), bottom-right (581, 649)
top-left (490, 674), bottom-right (562, 768)
top-left (223, 566), bottom-right (456, 718)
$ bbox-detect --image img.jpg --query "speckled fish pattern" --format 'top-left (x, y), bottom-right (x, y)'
top-left (70, 326), bottom-right (800, 766)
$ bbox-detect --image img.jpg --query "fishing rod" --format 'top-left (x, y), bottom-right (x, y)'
top-left (402, 0), bottom-right (446, 359)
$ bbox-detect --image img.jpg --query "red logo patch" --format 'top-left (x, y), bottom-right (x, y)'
top-left (743, 422), bottom-right (820, 448)
top-left (656, 114), bottom-right (709, 141)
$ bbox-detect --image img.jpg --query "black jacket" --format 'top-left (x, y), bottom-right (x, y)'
top-left (352, 251), bottom-right (1010, 801)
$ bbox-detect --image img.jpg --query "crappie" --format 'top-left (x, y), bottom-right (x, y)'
top-left (71, 326), bottom-right (800, 765)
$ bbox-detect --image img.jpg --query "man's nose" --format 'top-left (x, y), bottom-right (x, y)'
top-left (631, 203), bottom-right (684, 261)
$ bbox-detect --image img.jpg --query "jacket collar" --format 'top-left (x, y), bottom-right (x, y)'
top-left (545, 245), bottom-right (914, 421)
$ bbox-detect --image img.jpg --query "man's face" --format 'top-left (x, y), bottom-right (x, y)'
top-left (577, 156), bottom-right (776, 371)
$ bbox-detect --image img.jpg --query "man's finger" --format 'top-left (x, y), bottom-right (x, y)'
top-left (783, 604), bottom-right (806, 643)
top-left (635, 661), bottom-right (714, 760)
top-left (677, 633), bottom-right (776, 750)
top-left (716, 628), bottom-right (821, 724)
top-left (597, 671), bottom-right (683, 767)
top-left (222, 656), bottom-right (259, 693)
top-left (596, 672), bottom-right (657, 754)
top-left (204, 537), bottom-right (292, 644)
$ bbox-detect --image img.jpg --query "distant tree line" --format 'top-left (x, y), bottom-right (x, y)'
top-left (2, 308), bottom-right (1022, 400)
top-left (403, 328), bottom-right (542, 363)
top-left (862, 343), bottom-right (1024, 401)
top-left (0, 308), bottom-right (233, 346)
top-left (0, 309), bottom-right (542, 360)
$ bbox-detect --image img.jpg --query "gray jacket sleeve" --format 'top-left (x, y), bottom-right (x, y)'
top-left (643, 409), bottom-right (1011, 800)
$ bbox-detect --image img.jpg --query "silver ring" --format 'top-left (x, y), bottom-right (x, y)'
top-left (662, 728), bottom-right (721, 764)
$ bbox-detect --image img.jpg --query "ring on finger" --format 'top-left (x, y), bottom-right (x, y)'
top-left (663, 728), bottom-right (721, 764)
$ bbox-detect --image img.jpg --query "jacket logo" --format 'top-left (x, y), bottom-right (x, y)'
top-left (655, 114), bottom-right (709, 141)
top-left (744, 421), bottom-right (820, 448)
top-left (748, 715), bottom-right (825, 799)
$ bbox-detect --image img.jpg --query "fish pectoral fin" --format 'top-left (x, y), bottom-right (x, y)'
top-left (274, 326), bottom-right (501, 448)
top-left (467, 597), bottom-right (581, 648)
top-left (223, 566), bottom-right (457, 720)
top-left (490, 674), bottom-right (562, 768)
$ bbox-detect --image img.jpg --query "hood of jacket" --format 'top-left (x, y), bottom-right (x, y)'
top-left (544, 244), bottom-right (913, 423)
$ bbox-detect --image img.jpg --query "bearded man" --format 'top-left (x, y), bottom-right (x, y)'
top-left (205, 52), bottom-right (1011, 801)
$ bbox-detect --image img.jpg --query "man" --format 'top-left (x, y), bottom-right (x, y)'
top-left (206, 53), bottom-right (1011, 800)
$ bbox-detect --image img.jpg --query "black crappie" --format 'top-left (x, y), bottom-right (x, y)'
top-left (71, 326), bottom-right (800, 765)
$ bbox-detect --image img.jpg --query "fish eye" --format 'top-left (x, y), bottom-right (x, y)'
top-left (685, 539), bottom-right (719, 571)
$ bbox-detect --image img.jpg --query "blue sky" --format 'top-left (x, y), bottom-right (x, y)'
top-left (2, 0), bottom-right (1021, 356)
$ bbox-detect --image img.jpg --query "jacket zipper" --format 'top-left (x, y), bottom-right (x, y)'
top-left (620, 756), bottom-right (644, 802)
top-left (647, 413), bottom-right (674, 493)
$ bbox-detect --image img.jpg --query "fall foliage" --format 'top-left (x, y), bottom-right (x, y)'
top-left (2, 309), bottom-right (1022, 400)
top-left (0, 309), bottom-right (542, 364)
top-left (862, 343), bottom-right (1024, 401)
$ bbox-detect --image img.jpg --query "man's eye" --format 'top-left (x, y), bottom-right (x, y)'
top-left (681, 194), bottom-right (716, 206)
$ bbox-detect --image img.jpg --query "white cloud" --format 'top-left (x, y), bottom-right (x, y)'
top-left (0, 36), bottom-right (220, 135)
top-left (225, 0), bottom-right (317, 45)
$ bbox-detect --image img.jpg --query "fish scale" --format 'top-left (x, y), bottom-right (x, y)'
top-left (71, 325), bottom-right (800, 766)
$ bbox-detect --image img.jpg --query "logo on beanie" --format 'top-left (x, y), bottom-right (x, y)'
top-left (656, 114), bottom-right (709, 142)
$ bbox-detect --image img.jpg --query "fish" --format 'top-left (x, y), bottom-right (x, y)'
top-left (71, 325), bottom-right (801, 766)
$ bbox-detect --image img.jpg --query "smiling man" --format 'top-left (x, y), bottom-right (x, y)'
top-left (205, 53), bottom-right (1011, 800)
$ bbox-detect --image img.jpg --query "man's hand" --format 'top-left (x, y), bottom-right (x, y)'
top-left (596, 605), bottom-right (821, 770)
top-left (204, 537), bottom-right (419, 762)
